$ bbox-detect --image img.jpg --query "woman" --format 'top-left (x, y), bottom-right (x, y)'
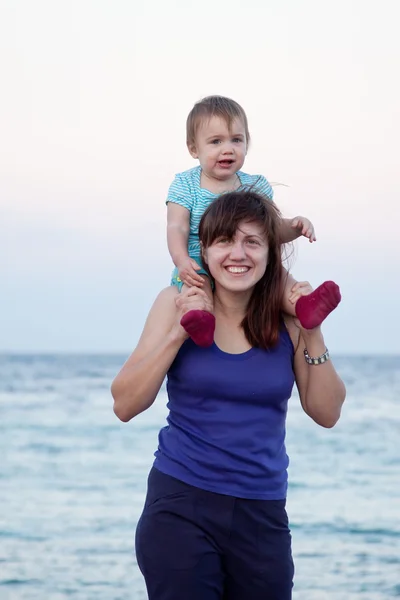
top-left (111, 190), bottom-right (346, 600)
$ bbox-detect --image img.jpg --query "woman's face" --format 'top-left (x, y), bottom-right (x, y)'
top-left (203, 220), bottom-right (269, 293)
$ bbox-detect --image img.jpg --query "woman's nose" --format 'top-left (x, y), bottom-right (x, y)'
top-left (229, 241), bottom-right (246, 259)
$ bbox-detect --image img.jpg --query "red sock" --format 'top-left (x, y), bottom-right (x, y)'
top-left (295, 281), bottom-right (341, 329)
top-left (180, 310), bottom-right (215, 348)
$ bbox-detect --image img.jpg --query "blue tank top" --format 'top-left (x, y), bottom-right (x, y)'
top-left (153, 328), bottom-right (295, 500)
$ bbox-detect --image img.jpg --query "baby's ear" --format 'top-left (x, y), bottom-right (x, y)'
top-left (187, 142), bottom-right (198, 159)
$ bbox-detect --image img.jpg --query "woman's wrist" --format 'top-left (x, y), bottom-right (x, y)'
top-left (167, 325), bottom-right (188, 348)
top-left (299, 327), bottom-right (326, 356)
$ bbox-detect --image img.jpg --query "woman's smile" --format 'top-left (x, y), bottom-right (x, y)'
top-left (225, 265), bottom-right (251, 275)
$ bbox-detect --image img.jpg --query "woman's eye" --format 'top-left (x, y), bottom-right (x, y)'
top-left (247, 239), bottom-right (259, 245)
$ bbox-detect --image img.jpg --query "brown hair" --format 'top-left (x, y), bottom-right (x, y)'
top-left (186, 95), bottom-right (250, 147)
top-left (198, 189), bottom-right (284, 349)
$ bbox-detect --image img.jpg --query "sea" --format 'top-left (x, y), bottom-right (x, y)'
top-left (0, 353), bottom-right (399, 600)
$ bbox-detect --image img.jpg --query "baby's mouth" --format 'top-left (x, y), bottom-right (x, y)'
top-left (218, 159), bottom-right (235, 167)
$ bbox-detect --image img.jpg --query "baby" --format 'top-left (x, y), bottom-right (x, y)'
top-left (166, 95), bottom-right (341, 347)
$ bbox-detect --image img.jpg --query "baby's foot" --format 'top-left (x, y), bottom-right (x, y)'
top-left (295, 281), bottom-right (341, 329)
top-left (180, 310), bottom-right (215, 348)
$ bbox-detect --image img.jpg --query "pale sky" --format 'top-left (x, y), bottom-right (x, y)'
top-left (1, 0), bottom-right (399, 354)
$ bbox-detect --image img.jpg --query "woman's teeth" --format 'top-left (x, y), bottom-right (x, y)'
top-left (226, 266), bottom-right (249, 273)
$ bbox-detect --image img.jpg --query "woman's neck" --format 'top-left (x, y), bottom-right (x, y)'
top-left (213, 288), bottom-right (253, 353)
top-left (213, 288), bottom-right (251, 322)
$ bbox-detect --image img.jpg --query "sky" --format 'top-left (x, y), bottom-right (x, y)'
top-left (1, 0), bottom-right (399, 354)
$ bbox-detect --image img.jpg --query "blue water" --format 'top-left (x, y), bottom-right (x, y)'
top-left (0, 354), bottom-right (399, 600)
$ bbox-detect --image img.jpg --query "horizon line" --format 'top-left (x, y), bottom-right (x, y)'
top-left (0, 350), bottom-right (399, 358)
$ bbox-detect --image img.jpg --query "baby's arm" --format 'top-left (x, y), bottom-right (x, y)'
top-left (167, 203), bottom-right (190, 266)
top-left (253, 176), bottom-right (316, 244)
top-left (280, 216), bottom-right (316, 244)
top-left (263, 178), bottom-right (339, 326)
top-left (167, 203), bottom-right (204, 287)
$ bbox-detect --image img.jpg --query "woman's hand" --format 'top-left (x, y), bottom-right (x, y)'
top-left (289, 281), bottom-right (313, 308)
top-left (175, 286), bottom-right (214, 324)
top-left (175, 286), bottom-right (215, 349)
top-left (289, 282), bottom-right (325, 345)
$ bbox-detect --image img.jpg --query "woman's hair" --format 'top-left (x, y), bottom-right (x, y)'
top-left (198, 190), bottom-right (285, 349)
top-left (186, 95), bottom-right (250, 147)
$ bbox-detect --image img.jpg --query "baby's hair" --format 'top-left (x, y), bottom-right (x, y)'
top-left (186, 95), bottom-right (250, 147)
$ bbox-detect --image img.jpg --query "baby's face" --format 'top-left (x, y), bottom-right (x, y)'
top-left (189, 116), bottom-right (247, 181)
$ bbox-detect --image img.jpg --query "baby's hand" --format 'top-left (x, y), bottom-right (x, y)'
top-left (177, 257), bottom-right (205, 287)
top-left (291, 216), bottom-right (317, 243)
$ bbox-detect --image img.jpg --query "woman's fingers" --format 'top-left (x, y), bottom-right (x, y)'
top-left (291, 281), bottom-right (312, 292)
top-left (289, 281), bottom-right (313, 304)
top-left (184, 286), bottom-right (208, 298)
top-left (176, 287), bottom-right (210, 307)
top-left (176, 287), bottom-right (213, 316)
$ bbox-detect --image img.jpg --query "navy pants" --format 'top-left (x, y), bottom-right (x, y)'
top-left (135, 468), bottom-right (294, 600)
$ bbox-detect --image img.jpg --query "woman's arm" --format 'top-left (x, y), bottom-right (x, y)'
top-left (293, 326), bottom-right (346, 428)
top-left (111, 287), bottom-right (187, 422)
top-left (111, 286), bottom-right (213, 422)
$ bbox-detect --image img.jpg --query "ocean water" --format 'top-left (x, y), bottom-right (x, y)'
top-left (0, 353), bottom-right (399, 600)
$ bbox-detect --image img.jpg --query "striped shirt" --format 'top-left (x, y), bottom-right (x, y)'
top-left (166, 166), bottom-right (274, 255)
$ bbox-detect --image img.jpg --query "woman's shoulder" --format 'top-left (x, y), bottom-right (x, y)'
top-left (142, 287), bottom-right (180, 337)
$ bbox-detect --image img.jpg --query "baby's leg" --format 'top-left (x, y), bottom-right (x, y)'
top-left (180, 276), bottom-right (215, 348)
top-left (281, 269), bottom-right (341, 329)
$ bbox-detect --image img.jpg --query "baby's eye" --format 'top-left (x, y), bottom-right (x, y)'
top-left (211, 139), bottom-right (221, 145)
top-left (232, 137), bottom-right (243, 143)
